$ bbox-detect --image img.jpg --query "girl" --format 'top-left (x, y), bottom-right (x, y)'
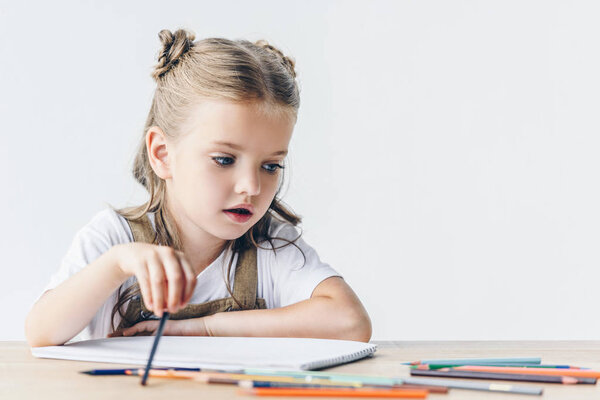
top-left (25, 29), bottom-right (372, 347)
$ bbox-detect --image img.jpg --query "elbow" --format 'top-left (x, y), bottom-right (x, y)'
top-left (340, 308), bottom-right (372, 343)
top-left (354, 313), bottom-right (373, 343)
top-left (25, 311), bottom-right (65, 348)
top-left (24, 312), bottom-right (43, 347)
top-left (25, 312), bottom-right (47, 347)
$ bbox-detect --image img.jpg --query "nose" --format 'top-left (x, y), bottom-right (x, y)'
top-left (234, 167), bottom-right (260, 197)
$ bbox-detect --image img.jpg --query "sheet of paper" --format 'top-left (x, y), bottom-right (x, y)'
top-left (31, 336), bottom-right (377, 370)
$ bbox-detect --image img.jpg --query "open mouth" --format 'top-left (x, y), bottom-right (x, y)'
top-left (225, 208), bottom-right (252, 215)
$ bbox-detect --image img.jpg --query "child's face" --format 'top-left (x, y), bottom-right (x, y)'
top-left (164, 99), bottom-right (294, 242)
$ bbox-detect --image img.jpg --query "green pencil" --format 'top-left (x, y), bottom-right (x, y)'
top-left (403, 357), bottom-right (541, 366)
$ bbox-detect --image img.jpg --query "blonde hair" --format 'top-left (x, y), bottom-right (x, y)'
top-left (110, 28), bottom-right (305, 331)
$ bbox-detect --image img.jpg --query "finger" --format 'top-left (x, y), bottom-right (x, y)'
top-left (177, 252), bottom-right (196, 305)
top-left (124, 321), bottom-right (158, 336)
top-left (135, 262), bottom-right (153, 311)
top-left (161, 248), bottom-right (185, 313)
top-left (148, 257), bottom-right (167, 317)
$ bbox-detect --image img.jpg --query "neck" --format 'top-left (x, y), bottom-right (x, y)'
top-left (162, 196), bottom-right (228, 276)
top-left (181, 234), bottom-right (228, 276)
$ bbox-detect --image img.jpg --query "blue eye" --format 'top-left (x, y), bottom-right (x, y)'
top-left (212, 156), bottom-right (234, 166)
top-left (263, 164), bottom-right (285, 174)
top-left (212, 157), bottom-right (284, 174)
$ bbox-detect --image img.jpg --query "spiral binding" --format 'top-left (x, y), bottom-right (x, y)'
top-left (302, 345), bottom-right (377, 370)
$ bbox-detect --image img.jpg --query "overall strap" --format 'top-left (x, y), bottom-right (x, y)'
top-left (126, 215), bottom-right (156, 244)
top-left (231, 246), bottom-right (258, 310)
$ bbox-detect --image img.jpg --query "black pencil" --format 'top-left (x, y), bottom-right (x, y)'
top-left (410, 368), bottom-right (596, 384)
top-left (141, 311), bottom-right (170, 386)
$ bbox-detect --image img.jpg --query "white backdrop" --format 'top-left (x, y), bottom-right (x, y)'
top-left (2, 0), bottom-right (600, 341)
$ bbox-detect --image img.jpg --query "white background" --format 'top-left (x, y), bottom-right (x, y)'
top-left (2, 0), bottom-right (599, 341)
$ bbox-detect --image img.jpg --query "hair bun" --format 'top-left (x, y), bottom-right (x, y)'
top-left (255, 39), bottom-right (297, 79)
top-left (152, 29), bottom-right (196, 81)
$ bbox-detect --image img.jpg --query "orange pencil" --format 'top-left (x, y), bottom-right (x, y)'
top-left (126, 369), bottom-right (362, 386)
top-left (239, 387), bottom-right (428, 398)
top-left (453, 366), bottom-right (600, 378)
top-left (126, 369), bottom-right (310, 381)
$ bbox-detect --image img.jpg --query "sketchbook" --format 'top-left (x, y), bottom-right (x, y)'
top-left (31, 336), bottom-right (377, 371)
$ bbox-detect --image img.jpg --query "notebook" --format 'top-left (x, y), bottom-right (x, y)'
top-left (31, 336), bottom-right (377, 371)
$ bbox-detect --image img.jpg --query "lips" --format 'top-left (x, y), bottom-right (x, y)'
top-left (224, 204), bottom-right (254, 215)
top-left (225, 208), bottom-right (251, 215)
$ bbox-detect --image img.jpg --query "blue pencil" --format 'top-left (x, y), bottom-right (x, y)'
top-left (81, 367), bottom-right (203, 375)
top-left (141, 311), bottom-right (170, 386)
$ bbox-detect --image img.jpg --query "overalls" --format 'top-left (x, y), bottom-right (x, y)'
top-left (116, 215), bottom-right (267, 331)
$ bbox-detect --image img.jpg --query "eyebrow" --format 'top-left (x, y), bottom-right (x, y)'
top-left (212, 141), bottom-right (288, 156)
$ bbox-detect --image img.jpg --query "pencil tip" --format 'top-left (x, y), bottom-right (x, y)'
top-left (80, 371), bottom-right (92, 375)
top-left (562, 377), bottom-right (578, 385)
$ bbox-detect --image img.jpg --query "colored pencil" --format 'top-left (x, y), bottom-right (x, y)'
top-left (81, 367), bottom-right (204, 375)
top-left (403, 357), bottom-right (541, 366)
top-left (205, 374), bottom-right (447, 393)
top-left (244, 369), bottom-right (542, 395)
top-left (239, 387), bottom-right (429, 398)
top-left (140, 311), bottom-right (169, 386)
top-left (453, 365), bottom-right (600, 378)
top-left (395, 385), bottom-right (448, 394)
top-left (413, 363), bottom-right (579, 370)
top-left (244, 369), bottom-right (402, 386)
top-left (127, 369), bottom-right (363, 387)
top-left (237, 381), bottom-right (387, 390)
top-left (410, 369), bottom-right (595, 384)
top-left (217, 377), bottom-right (361, 388)
top-left (237, 381), bottom-right (447, 393)
top-left (201, 374), bottom-right (446, 393)
top-left (407, 377), bottom-right (542, 395)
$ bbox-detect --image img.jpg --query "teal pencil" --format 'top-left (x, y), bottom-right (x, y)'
top-left (244, 369), bottom-right (399, 386)
top-left (413, 363), bottom-right (580, 370)
top-left (403, 357), bottom-right (541, 366)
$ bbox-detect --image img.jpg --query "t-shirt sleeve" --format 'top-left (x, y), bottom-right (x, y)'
top-left (37, 208), bottom-right (133, 342)
top-left (266, 222), bottom-right (342, 308)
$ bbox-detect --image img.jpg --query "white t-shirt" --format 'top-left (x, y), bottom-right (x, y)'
top-left (40, 208), bottom-right (341, 342)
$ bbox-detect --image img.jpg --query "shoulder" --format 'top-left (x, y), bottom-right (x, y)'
top-left (255, 215), bottom-right (342, 308)
top-left (266, 215), bottom-right (302, 243)
top-left (258, 214), bottom-right (327, 272)
top-left (78, 206), bottom-right (135, 245)
top-left (66, 207), bottom-right (138, 266)
top-left (259, 215), bottom-right (304, 263)
top-left (40, 207), bottom-right (135, 297)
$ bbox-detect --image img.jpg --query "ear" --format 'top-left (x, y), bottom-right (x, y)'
top-left (146, 126), bottom-right (173, 180)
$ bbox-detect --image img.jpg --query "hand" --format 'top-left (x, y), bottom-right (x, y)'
top-left (107, 317), bottom-right (210, 337)
top-left (111, 243), bottom-right (196, 317)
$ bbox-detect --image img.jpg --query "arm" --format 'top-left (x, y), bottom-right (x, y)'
top-left (26, 242), bottom-right (196, 347)
top-left (118, 276), bottom-right (372, 342)
top-left (206, 276), bottom-right (372, 342)
top-left (24, 246), bottom-right (125, 347)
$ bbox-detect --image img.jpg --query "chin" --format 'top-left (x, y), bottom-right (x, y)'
top-left (217, 227), bottom-right (252, 241)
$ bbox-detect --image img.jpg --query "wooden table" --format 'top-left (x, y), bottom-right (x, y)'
top-left (2, 341), bottom-right (600, 399)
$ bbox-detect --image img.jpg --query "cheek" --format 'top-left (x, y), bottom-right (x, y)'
top-left (260, 175), bottom-right (280, 202)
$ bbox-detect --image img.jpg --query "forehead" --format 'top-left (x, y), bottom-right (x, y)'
top-left (180, 99), bottom-right (295, 149)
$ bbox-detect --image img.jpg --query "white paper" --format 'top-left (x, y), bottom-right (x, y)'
top-left (31, 336), bottom-right (377, 371)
